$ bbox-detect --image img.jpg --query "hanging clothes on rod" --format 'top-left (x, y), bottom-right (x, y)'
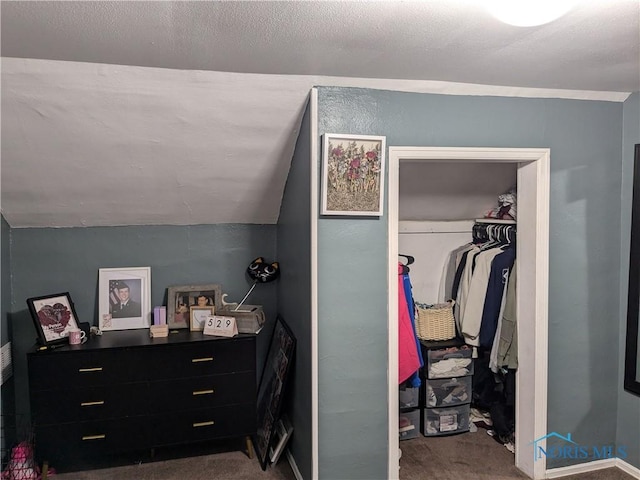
top-left (455, 219), bottom-right (518, 450)
top-left (472, 219), bottom-right (516, 245)
top-left (398, 254), bottom-right (423, 385)
top-left (461, 220), bottom-right (516, 348)
top-left (442, 220), bottom-right (516, 350)
top-left (398, 254), bottom-right (414, 274)
top-left (490, 267), bottom-right (518, 373)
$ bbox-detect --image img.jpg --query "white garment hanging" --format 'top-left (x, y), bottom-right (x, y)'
top-left (460, 247), bottom-right (504, 346)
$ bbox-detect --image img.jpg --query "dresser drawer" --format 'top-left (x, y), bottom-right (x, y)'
top-left (31, 382), bottom-right (148, 425)
top-left (29, 352), bottom-right (127, 390)
top-left (35, 416), bottom-right (149, 462)
top-left (138, 338), bottom-right (256, 381)
top-left (148, 370), bottom-right (256, 414)
top-left (29, 350), bottom-right (125, 391)
top-left (151, 403), bottom-right (256, 446)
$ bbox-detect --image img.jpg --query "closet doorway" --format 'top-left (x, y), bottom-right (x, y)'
top-left (387, 147), bottom-right (550, 480)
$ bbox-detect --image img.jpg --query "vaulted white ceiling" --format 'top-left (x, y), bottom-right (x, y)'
top-left (1, 1), bottom-right (638, 228)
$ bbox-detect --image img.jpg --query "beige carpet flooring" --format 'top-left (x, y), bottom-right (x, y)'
top-left (52, 450), bottom-right (296, 480)
top-left (399, 427), bottom-right (637, 480)
top-left (46, 430), bottom-right (636, 480)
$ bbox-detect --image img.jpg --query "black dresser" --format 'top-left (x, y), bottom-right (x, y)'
top-left (27, 330), bottom-right (256, 471)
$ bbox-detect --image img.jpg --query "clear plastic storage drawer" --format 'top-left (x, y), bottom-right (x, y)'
top-left (399, 408), bottom-right (420, 441)
top-left (399, 386), bottom-right (420, 408)
top-left (421, 404), bottom-right (470, 436)
top-left (423, 375), bottom-right (472, 407)
top-left (425, 346), bottom-right (473, 379)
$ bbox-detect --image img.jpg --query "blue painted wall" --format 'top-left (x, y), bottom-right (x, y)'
top-left (3, 87), bottom-right (635, 477)
top-left (276, 96), bottom-right (313, 479)
top-left (9, 224), bottom-right (277, 422)
top-left (1, 215), bottom-right (10, 345)
top-left (618, 91), bottom-right (640, 470)
top-left (316, 86), bottom-right (623, 477)
top-left (1, 215), bottom-right (16, 455)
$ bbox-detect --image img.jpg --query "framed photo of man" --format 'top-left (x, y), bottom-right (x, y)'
top-left (166, 284), bottom-right (222, 329)
top-left (99, 267), bottom-right (151, 331)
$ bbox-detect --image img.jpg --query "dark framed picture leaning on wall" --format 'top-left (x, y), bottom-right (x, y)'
top-left (254, 316), bottom-right (296, 470)
top-left (624, 144), bottom-right (640, 396)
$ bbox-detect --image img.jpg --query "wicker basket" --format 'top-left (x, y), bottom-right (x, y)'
top-left (415, 300), bottom-right (456, 341)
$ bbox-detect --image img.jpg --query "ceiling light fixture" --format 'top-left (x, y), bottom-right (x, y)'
top-left (484, 0), bottom-right (578, 27)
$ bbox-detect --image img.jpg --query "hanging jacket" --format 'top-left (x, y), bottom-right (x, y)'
top-left (398, 264), bottom-right (421, 384)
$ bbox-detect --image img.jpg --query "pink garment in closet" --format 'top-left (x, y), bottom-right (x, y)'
top-left (398, 264), bottom-right (420, 384)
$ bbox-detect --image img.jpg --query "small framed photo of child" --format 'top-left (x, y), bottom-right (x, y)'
top-left (190, 306), bottom-right (214, 332)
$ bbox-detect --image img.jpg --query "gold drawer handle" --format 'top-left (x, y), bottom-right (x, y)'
top-left (193, 421), bottom-right (214, 428)
top-left (192, 389), bottom-right (214, 396)
top-left (78, 367), bottom-right (103, 373)
top-left (192, 357), bottom-right (213, 363)
top-left (82, 434), bottom-right (106, 441)
top-left (80, 401), bottom-right (105, 407)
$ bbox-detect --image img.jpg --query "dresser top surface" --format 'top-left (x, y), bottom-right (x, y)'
top-left (28, 329), bottom-right (256, 355)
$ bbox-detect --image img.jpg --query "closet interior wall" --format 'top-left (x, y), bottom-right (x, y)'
top-left (399, 220), bottom-right (472, 305)
top-left (398, 161), bottom-right (518, 305)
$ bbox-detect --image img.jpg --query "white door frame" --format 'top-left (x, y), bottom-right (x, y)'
top-left (388, 147), bottom-right (550, 480)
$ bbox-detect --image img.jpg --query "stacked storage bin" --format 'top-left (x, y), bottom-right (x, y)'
top-left (399, 384), bottom-right (420, 440)
top-left (420, 339), bottom-right (473, 436)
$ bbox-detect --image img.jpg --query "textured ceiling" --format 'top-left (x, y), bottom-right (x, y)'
top-left (1, 1), bottom-right (638, 227)
top-left (3, 1), bottom-right (639, 92)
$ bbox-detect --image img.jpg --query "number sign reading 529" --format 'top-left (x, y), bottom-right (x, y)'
top-left (203, 315), bottom-right (238, 337)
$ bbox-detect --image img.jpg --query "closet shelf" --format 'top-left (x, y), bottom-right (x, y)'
top-left (399, 220), bottom-right (475, 234)
top-left (474, 218), bottom-right (516, 225)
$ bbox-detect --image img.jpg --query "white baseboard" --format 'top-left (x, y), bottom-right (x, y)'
top-left (545, 458), bottom-right (616, 478)
top-left (286, 449), bottom-right (304, 480)
top-left (545, 458), bottom-right (640, 479)
top-left (616, 458), bottom-right (640, 479)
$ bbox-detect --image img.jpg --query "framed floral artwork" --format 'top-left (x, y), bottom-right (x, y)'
top-left (27, 292), bottom-right (81, 346)
top-left (321, 133), bottom-right (386, 216)
top-left (98, 267), bottom-right (151, 331)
